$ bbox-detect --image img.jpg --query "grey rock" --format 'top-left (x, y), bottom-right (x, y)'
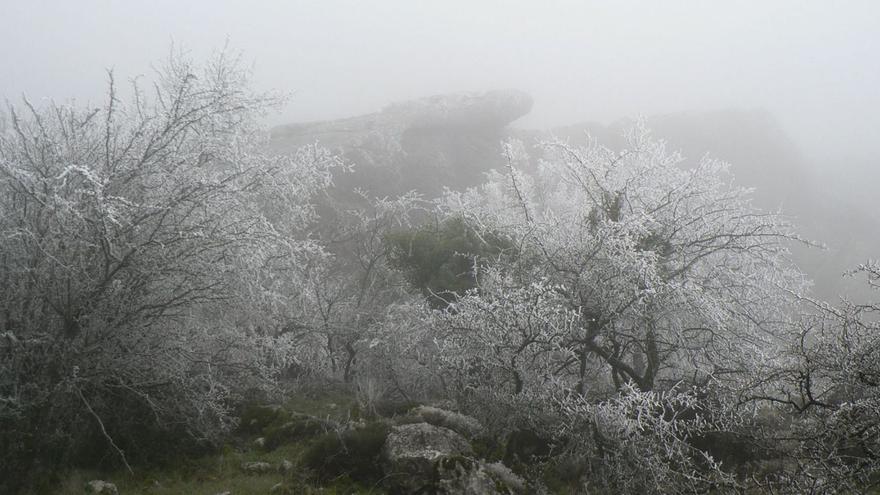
top-left (381, 422), bottom-right (526, 494)
top-left (384, 422), bottom-right (473, 460)
top-left (381, 423), bottom-right (473, 494)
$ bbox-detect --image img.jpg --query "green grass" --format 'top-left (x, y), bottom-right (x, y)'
top-left (52, 387), bottom-right (387, 495)
top-left (55, 435), bottom-right (386, 495)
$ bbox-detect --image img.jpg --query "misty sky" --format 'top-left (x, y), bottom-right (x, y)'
top-left (2, 1), bottom-right (878, 167)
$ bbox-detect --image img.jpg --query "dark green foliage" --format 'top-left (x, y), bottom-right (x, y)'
top-left (542, 455), bottom-right (589, 494)
top-left (472, 436), bottom-right (504, 462)
top-left (302, 422), bottom-right (392, 483)
top-left (374, 398), bottom-right (421, 418)
top-left (503, 429), bottom-right (554, 467)
top-left (1, 382), bottom-right (219, 495)
top-left (385, 217), bottom-right (512, 306)
top-left (263, 415), bottom-right (334, 450)
top-left (238, 403), bottom-right (336, 451)
top-left (238, 405), bottom-right (291, 435)
top-left (0, 406), bottom-right (72, 495)
top-left (392, 414), bottom-right (426, 426)
top-left (689, 431), bottom-right (764, 468)
top-left (436, 454), bottom-right (476, 473)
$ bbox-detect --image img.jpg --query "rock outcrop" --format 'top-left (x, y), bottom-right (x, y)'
top-left (270, 90), bottom-right (532, 198)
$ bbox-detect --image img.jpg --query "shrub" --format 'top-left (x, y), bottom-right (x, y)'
top-left (263, 415), bottom-right (335, 450)
top-left (385, 217), bottom-right (512, 306)
top-left (372, 396), bottom-right (422, 418)
top-left (238, 405), bottom-right (292, 435)
top-left (0, 48), bottom-right (337, 493)
top-left (503, 428), bottom-right (554, 468)
top-left (302, 422), bottom-right (391, 483)
top-left (413, 405), bottom-right (485, 440)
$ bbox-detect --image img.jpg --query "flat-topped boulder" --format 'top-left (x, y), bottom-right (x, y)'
top-left (272, 89), bottom-right (532, 149)
top-left (270, 90), bottom-right (533, 198)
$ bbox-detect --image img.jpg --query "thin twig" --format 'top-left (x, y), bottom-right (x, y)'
top-left (76, 387), bottom-right (134, 475)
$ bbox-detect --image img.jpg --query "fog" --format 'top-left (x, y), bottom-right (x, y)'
top-left (3, 1), bottom-right (878, 161)
top-left (2, 1), bottom-right (879, 292)
top-left (6, 4), bottom-right (880, 492)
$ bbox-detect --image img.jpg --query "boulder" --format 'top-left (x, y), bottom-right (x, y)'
top-left (382, 423), bottom-right (473, 493)
top-left (381, 422), bottom-right (525, 494)
top-left (85, 480), bottom-right (118, 495)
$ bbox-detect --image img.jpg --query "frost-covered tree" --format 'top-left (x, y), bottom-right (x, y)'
top-left (297, 192), bottom-right (422, 383)
top-left (744, 260), bottom-right (880, 493)
top-left (428, 123), bottom-right (807, 493)
top-left (0, 49), bottom-right (337, 487)
top-left (441, 123), bottom-right (806, 396)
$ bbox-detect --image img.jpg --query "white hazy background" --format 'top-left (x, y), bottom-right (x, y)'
top-left (1, 0), bottom-right (878, 181)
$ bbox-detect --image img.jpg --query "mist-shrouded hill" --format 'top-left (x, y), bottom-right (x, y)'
top-left (270, 91), bottom-right (878, 302)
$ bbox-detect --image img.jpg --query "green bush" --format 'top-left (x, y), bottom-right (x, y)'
top-left (385, 217), bottom-right (512, 306)
top-left (238, 405), bottom-right (291, 435)
top-left (413, 406), bottom-right (485, 440)
top-left (503, 429), bottom-right (554, 467)
top-left (542, 455), bottom-right (588, 494)
top-left (688, 431), bottom-right (764, 468)
top-left (263, 415), bottom-right (335, 450)
top-left (374, 398), bottom-right (421, 418)
top-left (302, 422), bottom-right (391, 483)
top-left (471, 436), bottom-right (504, 462)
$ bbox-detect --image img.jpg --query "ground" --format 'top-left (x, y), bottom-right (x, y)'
top-left (53, 388), bottom-right (386, 495)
